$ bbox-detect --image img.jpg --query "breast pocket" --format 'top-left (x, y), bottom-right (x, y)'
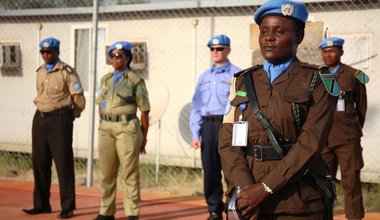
top-left (216, 80), bottom-right (231, 104)
top-left (200, 81), bottom-right (211, 105)
top-left (281, 92), bottom-right (311, 131)
top-left (115, 80), bottom-right (134, 105)
top-left (46, 75), bottom-right (65, 96)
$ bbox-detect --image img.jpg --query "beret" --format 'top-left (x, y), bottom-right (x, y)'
top-left (254, 0), bottom-right (309, 25)
top-left (319, 37), bottom-right (345, 49)
top-left (207, 34), bottom-right (231, 47)
top-left (39, 37), bottom-right (60, 49)
top-left (108, 41), bottom-right (133, 55)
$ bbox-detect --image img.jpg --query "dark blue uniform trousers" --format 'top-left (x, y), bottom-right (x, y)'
top-left (200, 119), bottom-right (224, 213)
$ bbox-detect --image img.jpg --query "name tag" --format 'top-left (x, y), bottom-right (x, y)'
top-left (232, 121), bottom-right (248, 147)
top-left (337, 98), bottom-right (345, 112)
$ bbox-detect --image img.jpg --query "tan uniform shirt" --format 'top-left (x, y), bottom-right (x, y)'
top-left (34, 61), bottom-right (86, 117)
top-left (219, 60), bottom-right (335, 214)
top-left (327, 63), bottom-right (367, 145)
top-left (97, 70), bottom-right (150, 115)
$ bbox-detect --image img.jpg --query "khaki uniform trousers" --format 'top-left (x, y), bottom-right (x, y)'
top-left (98, 118), bottom-right (143, 216)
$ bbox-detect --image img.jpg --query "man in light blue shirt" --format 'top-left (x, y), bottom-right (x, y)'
top-left (190, 34), bottom-right (240, 220)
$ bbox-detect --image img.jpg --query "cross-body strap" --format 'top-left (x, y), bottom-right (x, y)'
top-left (243, 72), bottom-right (285, 156)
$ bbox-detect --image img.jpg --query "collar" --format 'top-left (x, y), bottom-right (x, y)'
top-left (211, 60), bottom-right (231, 74)
top-left (330, 63), bottom-right (341, 75)
top-left (45, 59), bottom-right (60, 72)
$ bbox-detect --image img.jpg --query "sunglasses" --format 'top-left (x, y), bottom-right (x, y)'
top-left (40, 50), bottom-right (53, 54)
top-left (109, 53), bottom-right (125, 59)
top-left (210, 47), bottom-right (226, 52)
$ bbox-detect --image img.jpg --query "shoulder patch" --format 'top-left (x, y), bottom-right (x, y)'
top-left (354, 70), bottom-right (369, 84)
top-left (318, 67), bottom-right (340, 96)
top-left (234, 65), bottom-right (263, 77)
top-left (73, 81), bottom-right (82, 91)
top-left (224, 101), bottom-right (232, 115)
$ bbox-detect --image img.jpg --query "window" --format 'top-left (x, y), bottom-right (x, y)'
top-left (0, 42), bottom-right (22, 76)
top-left (73, 27), bottom-right (106, 91)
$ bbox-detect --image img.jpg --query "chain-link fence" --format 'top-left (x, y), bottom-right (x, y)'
top-left (0, 0), bottom-right (380, 198)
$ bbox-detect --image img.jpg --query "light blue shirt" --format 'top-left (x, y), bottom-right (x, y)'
top-left (190, 60), bottom-right (240, 141)
top-left (263, 59), bottom-right (293, 84)
top-left (330, 64), bottom-right (341, 75)
top-left (113, 68), bottom-right (128, 85)
top-left (45, 59), bottom-right (60, 72)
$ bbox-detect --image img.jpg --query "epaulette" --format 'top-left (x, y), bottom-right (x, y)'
top-left (101, 72), bottom-right (113, 84)
top-left (354, 70), bottom-right (369, 84)
top-left (317, 65), bottom-right (340, 96)
top-left (36, 66), bottom-right (42, 72)
top-left (233, 64), bottom-right (262, 77)
top-left (63, 64), bottom-right (75, 74)
top-left (127, 71), bottom-right (142, 86)
top-left (300, 62), bottom-right (318, 69)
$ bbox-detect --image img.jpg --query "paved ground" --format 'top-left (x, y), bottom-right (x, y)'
top-left (0, 179), bottom-right (379, 220)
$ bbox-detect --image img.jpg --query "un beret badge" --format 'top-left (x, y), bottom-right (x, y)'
top-left (116, 43), bottom-right (123, 50)
top-left (43, 42), bottom-right (50, 48)
top-left (212, 39), bottom-right (220, 45)
top-left (281, 4), bottom-right (294, 16)
top-left (327, 41), bottom-right (334, 47)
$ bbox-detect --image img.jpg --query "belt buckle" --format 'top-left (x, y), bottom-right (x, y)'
top-left (253, 145), bottom-right (263, 161)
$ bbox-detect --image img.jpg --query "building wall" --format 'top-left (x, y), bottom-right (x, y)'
top-left (1, 8), bottom-right (379, 182)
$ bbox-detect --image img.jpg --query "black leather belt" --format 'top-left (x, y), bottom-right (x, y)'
top-left (202, 115), bottom-right (224, 122)
top-left (37, 108), bottom-right (72, 117)
top-left (245, 144), bottom-right (292, 161)
top-left (100, 114), bottom-right (137, 122)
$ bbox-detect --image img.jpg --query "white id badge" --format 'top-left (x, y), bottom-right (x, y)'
top-left (232, 121), bottom-right (248, 147)
top-left (337, 98), bottom-right (345, 112)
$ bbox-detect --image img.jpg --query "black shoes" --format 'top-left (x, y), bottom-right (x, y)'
top-left (22, 208), bottom-right (52, 215)
top-left (127, 216), bottom-right (138, 220)
top-left (207, 212), bottom-right (223, 220)
top-left (57, 210), bottom-right (74, 219)
top-left (94, 214), bottom-right (115, 220)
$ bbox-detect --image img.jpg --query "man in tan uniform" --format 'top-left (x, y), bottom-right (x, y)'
top-left (23, 37), bottom-right (86, 219)
top-left (319, 37), bottom-right (368, 220)
top-left (95, 41), bottom-right (150, 220)
top-left (218, 1), bottom-right (336, 219)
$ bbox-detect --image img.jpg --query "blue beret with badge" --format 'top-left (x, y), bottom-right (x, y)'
top-left (254, 0), bottom-right (309, 25)
top-left (108, 41), bottom-right (133, 55)
top-left (319, 37), bottom-right (345, 49)
top-left (39, 37), bottom-right (60, 49)
top-left (207, 34), bottom-right (231, 47)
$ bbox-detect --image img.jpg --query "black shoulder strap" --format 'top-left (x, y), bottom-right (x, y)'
top-left (243, 72), bottom-right (285, 156)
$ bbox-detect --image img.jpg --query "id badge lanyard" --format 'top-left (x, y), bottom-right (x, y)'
top-left (232, 103), bottom-right (248, 147)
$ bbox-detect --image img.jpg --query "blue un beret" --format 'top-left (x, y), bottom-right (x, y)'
top-left (319, 37), bottom-right (345, 49)
top-left (207, 34), bottom-right (230, 47)
top-left (39, 37), bottom-right (60, 49)
top-left (108, 41), bottom-right (133, 55)
top-left (254, 0), bottom-right (309, 25)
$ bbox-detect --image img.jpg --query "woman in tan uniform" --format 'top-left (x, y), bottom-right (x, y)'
top-left (95, 41), bottom-right (150, 220)
top-left (218, 1), bottom-right (336, 219)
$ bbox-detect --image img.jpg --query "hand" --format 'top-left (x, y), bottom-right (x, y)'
top-left (192, 140), bottom-right (201, 149)
top-left (236, 183), bottom-right (270, 219)
top-left (140, 137), bottom-right (147, 154)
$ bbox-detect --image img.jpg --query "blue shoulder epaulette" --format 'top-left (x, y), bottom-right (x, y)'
top-left (234, 64), bottom-right (262, 77)
top-left (318, 65), bottom-right (340, 96)
top-left (354, 70), bottom-right (369, 84)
